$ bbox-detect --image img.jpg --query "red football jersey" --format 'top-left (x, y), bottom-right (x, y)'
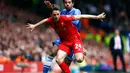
top-left (46, 15), bottom-right (79, 40)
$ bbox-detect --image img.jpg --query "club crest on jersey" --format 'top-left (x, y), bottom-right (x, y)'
top-left (61, 22), bottom-right (64, 26)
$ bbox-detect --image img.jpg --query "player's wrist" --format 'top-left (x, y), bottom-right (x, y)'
top-left (34, 24), bottom-right (39, 28)
top-left (96, 15), bottom-right (100, 19)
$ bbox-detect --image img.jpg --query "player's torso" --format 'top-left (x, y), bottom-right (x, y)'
top-left (60, 8), bottom-right (75, 15)
top-left (51, 16), bottom-right (78, 40)
top-left (60, 8), bottom-right (81, 32)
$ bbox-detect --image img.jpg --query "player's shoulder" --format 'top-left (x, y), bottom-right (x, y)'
top-left (60, 9), bottom-right (66, 14)
top-left (73, 8), bottom-right (81, 12)
top-left (46, 17), bottom-right (52, 23)
top-left (47, 17), bottom-right (52, 20)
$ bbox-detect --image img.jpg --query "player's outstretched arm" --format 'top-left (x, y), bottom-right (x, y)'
top-left (74, 12), bottom-right (106, 21)
top-left (26, 18), bottom-right (48, 31)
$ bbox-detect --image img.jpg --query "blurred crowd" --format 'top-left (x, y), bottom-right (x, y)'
top-left (0, 6), bottom-right (58, 62)
top-left (76, 0), bottom-right (130, 32)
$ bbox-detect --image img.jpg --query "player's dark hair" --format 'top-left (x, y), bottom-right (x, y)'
top-left (50, 7), bottom-right (60, 13)
top-left (63, 0), bottom-right (75, 3)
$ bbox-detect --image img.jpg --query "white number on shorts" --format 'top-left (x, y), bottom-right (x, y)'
top-left (75, 44), bottom-right (81, 49)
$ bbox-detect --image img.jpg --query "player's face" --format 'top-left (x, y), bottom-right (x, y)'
top-left (52, 10), bottom-right (60, 22)
top-left (64, 0), bottom-right (73, 10)
top-left (115, 29), bottom-right (120, 35)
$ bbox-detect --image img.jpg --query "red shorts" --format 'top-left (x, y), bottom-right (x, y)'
top-left (58, 33), bottom-right (84, 55)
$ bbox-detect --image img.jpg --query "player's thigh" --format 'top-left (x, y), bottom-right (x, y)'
top-left (73, 41), bottom-right (84, 62)
top-left (56, 44), bottom-right (71, 64)
top-left (56, 50), bottom-right (68, 64)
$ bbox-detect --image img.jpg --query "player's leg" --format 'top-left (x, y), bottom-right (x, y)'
top-left (56, 44), bottom-right (71, 73)
top-left (43, 46), bottom-right (57, 73)
top-left (43, 55), bottom-right (54, 73)
top-left (60, 57), bottom-right (72, 73)
top-left (43, 37), bottom-right (60, 73)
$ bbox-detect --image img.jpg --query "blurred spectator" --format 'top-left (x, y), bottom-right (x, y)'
top-left (109, 28), bottom-right (126, 72)
top-left (115, 10), bottom-right (129, 31)
top-left (15, 54), bottom-right (28, 63)
top-left (0, 49), bottom-right (10, 63)
top-left (126, 33), bottom-right (130, 53)
top-left (126, 33), bottom-right (130, 67)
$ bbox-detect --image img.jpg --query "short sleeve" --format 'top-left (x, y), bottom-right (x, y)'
top-left (45, 17), bottom-right (52, 24)
top-left (74, 9), bottom-right (81, 15)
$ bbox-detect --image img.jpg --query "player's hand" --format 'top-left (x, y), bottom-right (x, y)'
top-left (26, 23), bottom-right (36, 31)
top-left (97, 12), bottom-right (106, 21)
top-left (44, 0), bottom-right (53, 9)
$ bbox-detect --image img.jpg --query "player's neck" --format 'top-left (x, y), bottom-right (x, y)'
top-left (66, 7), bottom-right (73, 12)
top-left (52, 18), bottom-right (59, 22)
top-left (53, 19), bottom-right (59, 23)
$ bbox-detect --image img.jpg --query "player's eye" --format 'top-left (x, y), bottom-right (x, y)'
top-left (53, 14), bottom-right (56, 16)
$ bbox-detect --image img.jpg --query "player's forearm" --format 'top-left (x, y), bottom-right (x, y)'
top-left (34, 18), bottom-right (47, 27)
top-left (74, 15), bottom-right (98, 20)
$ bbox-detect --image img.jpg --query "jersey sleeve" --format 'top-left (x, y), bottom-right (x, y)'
top-left (74, 9), bottom-right (81, 15)
top-left (45, 17), bottom-right (52, 24)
